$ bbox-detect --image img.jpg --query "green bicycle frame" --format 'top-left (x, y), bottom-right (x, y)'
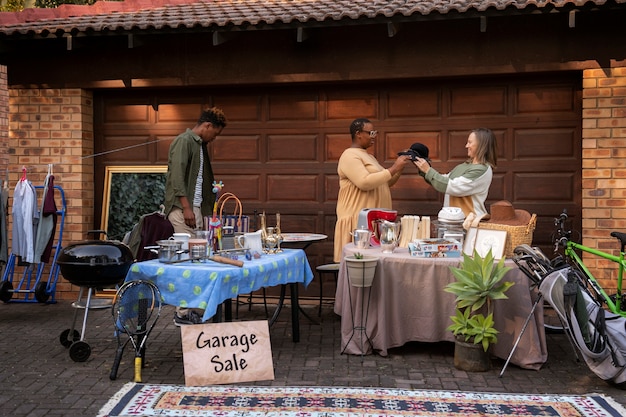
top-left (565, 240), bottom-right (625, 316)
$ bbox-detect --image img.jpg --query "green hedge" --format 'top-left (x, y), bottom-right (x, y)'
top-left (107, 173), bottom-right (166, 241)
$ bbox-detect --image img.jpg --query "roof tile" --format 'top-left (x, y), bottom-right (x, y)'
top-left (0, 0), bottom-right (623, 37)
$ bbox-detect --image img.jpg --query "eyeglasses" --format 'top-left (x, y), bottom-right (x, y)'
top-left (361, 130), bottom-right (378, 138)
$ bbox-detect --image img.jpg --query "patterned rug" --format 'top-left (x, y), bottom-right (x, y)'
top-left (97, 383), bottom-right (626, 417)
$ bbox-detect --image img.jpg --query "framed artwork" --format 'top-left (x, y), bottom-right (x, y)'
top-left (473, 229), bottom-right (507, 260)
top-left (100, 165), bottom-right (168, 241)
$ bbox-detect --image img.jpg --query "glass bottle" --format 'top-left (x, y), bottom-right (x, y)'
top-left (275, 212), bottom-right (283, 252)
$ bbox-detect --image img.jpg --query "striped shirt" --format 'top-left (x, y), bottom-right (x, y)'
top-left (193, 148), bottom-right (203, 207)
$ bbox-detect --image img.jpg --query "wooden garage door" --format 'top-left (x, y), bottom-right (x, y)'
top-left (94, 73), bottom-right (581, 299)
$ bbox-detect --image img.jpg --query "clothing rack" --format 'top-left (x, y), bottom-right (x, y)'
top-left (0, 185), bottom-right (66, 303)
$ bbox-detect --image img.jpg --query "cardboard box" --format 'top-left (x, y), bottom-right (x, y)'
top-left (409, 239), bottom-right (462, 258)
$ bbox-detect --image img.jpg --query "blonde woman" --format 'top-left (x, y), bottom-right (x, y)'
top-left (413, 127), bottom-right (497, 217)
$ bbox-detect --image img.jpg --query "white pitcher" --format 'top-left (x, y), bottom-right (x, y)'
top-left (236, 230), bottom-right (264, 254)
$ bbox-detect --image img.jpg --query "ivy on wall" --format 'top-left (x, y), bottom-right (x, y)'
top-left (107, 172), bottom-right (166, 241)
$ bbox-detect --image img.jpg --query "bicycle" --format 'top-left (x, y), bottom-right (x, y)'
top-left (512, 209), bottom-right (626, 334)
top-left (502, 211), bottom-right (626, 378)
top-left (551, 209), bottom-right (626, 317)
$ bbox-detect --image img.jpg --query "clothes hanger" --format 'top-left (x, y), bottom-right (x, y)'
top-left (20, 166), bottom-right (27, 182)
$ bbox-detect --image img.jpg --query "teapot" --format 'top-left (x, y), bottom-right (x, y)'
top-left (350, 228), bottom-right (372, 250)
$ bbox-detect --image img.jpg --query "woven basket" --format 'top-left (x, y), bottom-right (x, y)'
top-left (478, 214), bottom-right (537, 258)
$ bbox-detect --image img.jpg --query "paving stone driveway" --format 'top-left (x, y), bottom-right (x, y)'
top-left (0, 299), bottom-right (624, 416)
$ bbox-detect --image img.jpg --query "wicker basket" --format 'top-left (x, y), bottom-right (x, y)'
top-left (478, 214), bottom-right (537, 258)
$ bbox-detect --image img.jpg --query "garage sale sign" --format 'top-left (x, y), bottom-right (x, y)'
top-left (181, 320), bottom-right (274, 386)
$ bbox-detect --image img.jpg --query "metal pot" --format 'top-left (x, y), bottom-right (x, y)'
top-left (151, 239), bottom-right (184, 263)
top-left (57, 240), bottom-right (134, 288)
top-left (351, 228), bottom-right (372, 250)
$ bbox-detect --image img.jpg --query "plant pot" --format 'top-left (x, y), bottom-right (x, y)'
top-left (453, 339), bottom-right (491, 372)
top-left (345, 255), bottom-right (378, 287)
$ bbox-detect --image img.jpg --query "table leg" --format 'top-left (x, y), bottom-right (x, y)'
top-left (212, 304), bottom-right (222, 323)
top-left (268, 284), bottom-right (301, 343)
top-left (211, 300), bottom-right (233, 323)
top-left (290, 283), bottom-right (300, 343)
top-left (297, 299), bottom-right (320, 325)
top-left (223, 299), bottom-right (232, 322)
top-left (269, 285), bottom-right (286, 326)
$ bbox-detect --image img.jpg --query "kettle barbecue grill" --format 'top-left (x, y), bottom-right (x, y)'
top-left (56, 237), bottom-right (134, 362)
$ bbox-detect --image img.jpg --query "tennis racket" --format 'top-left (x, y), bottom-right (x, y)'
top-left (109, 280), bottom-right (162, 382)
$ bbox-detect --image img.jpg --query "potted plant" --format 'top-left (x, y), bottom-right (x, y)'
top-left (444, 249), bottom-right (514, 371)
top-left (344, 252), bottom-right (378, 287)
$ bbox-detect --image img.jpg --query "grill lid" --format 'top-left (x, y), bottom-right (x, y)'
top-left (57, 240), bottom-right (134, 267)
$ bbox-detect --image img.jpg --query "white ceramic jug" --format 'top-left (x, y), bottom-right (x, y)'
top-left (236, 230), bottom-right (264, 254)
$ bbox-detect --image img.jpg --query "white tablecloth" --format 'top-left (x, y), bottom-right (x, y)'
top-left (334, 245), bottom-right (548, 370)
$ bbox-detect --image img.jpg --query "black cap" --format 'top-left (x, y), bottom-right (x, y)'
top-left (410, 143), bottom-right (430, 161)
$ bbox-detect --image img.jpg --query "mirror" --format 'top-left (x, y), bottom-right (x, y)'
top-left (101, 165), bottom-right (168, 241)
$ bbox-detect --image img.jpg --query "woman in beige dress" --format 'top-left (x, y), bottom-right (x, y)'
top-left (333, 118), bottom-right (411, 262)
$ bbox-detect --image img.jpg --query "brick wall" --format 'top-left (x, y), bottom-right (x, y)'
top-left (582, 67), bottom-right (626, 295)
top-left (0, 66), bottom-right (8, 170)
top-left (7, 88), bottom-right (94, 300)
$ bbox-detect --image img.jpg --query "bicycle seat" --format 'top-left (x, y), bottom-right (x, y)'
top-left (609, 231), bottom-right (626, 252)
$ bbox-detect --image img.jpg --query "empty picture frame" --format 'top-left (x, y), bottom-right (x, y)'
top-left (463, 227), bottom-right (478, 256)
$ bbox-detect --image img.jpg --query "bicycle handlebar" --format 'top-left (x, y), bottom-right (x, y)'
top-left (553, 209), bottom-right (571, 253)
top-left (555, 236), bottom-right (569, 251)
top-left (555, 210), bottom-right (568, 226)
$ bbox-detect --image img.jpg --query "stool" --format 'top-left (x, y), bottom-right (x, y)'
top-left (316, 263), bottom-right (340, 316)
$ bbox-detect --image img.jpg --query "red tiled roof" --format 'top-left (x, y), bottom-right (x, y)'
top-left (0, 0), bottom-right (624, 37)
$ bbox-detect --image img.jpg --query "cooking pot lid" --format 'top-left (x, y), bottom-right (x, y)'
top-left (156, 239), bottom-right (183, 247)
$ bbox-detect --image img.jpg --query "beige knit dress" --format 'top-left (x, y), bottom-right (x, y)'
top-left (333, 147), bottom-right (401, 262)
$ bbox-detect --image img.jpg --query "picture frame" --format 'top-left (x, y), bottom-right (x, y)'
top-left (463, 227), bottom-right (479, 256)
top-left (100, 165), bottom-right (168, 241)
top-left (472, 229), bottom-right (508, 260)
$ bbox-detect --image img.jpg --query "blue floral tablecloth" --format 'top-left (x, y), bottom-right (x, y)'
top-left (124, 249), bottom-right (314, 322)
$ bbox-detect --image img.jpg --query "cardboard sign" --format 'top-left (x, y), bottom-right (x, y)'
top-left (181, 320), bottom-right (274, 386)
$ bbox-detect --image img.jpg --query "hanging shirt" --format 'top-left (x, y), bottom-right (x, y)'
top-left (126, 212), bottom-right (175, 261)
top-left (12, 179), bottom-right (37, 264)
top-left (34, 174), bottom-right (58, 264)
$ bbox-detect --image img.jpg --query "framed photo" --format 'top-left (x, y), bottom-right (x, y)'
top-left (473, 229), bottom-right (507, 260)
top-left (463, 227), bottom-right (478, 256)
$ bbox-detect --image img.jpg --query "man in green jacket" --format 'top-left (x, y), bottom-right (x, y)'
top-left (164, 107), bottom-right (227, 325)
top-left (164, 107), bottom-right (227, 234)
